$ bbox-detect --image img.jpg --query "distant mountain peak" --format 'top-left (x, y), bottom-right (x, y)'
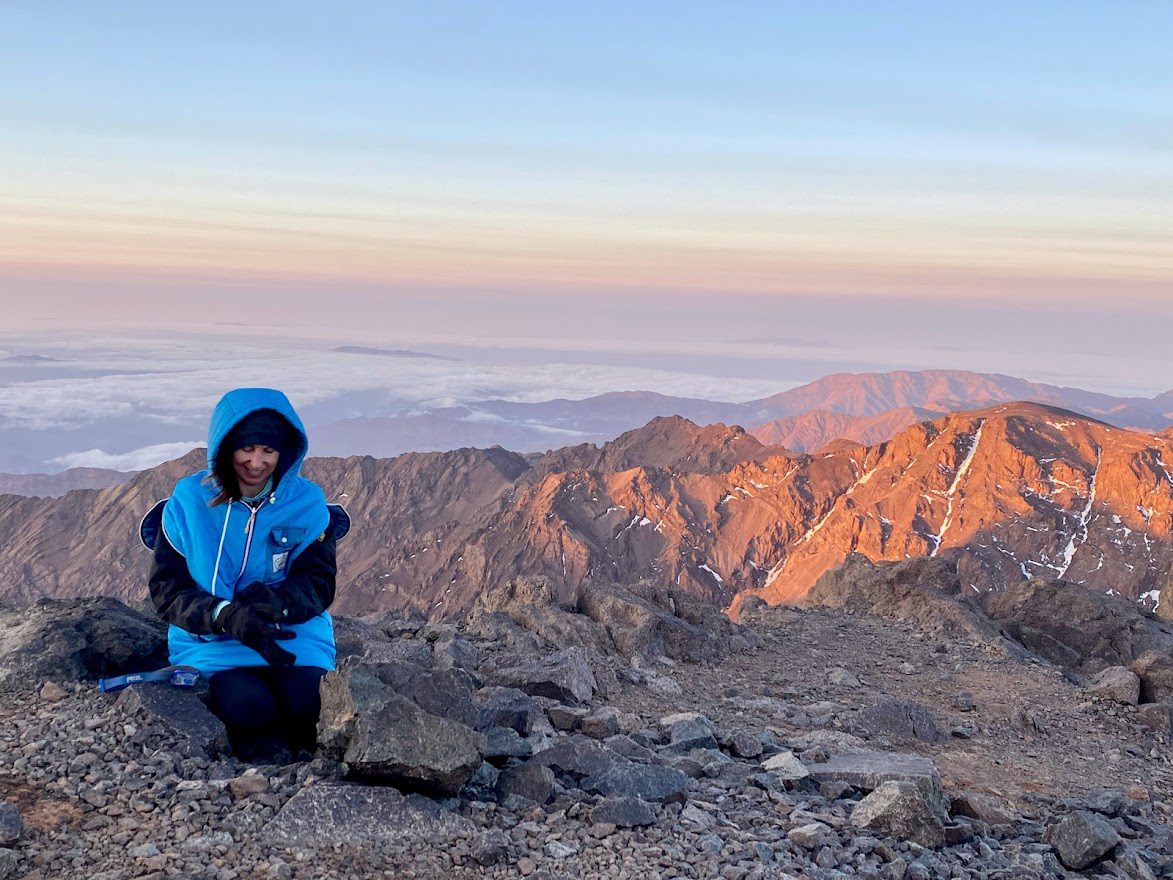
top-left (331, 346), bottom-right (456, 361)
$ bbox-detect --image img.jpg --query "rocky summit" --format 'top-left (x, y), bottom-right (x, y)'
top-left (4, 560), bottom-right (1173, 879)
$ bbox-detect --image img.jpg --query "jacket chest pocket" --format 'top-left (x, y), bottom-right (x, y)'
top-left (266, 526), bottom-right (306, 580)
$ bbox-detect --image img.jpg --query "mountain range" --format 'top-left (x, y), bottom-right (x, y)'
top-left (306, 369), bottom-right (1173, 460)
top-left (5, 368), bottom-right (1171, 490)
top-left (1, 399), bottom-right (1169, 622)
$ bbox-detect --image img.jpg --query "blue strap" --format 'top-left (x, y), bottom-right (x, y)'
top-left (99, 665), bottom-right (200, 693)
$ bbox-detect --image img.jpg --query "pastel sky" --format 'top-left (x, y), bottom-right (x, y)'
top-left (1, 2), bottom-right (1170, 391)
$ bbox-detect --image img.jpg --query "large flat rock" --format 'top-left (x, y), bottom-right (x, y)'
top-left (808, 751), bottom-right (946, 818)
top-left (116, 684), bottom-right (229, 759)
top-left (262, 783), bottom-right (475, 847)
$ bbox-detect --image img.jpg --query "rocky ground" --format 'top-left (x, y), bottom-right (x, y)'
top-left (2, 559), bottom-right (1173, 879)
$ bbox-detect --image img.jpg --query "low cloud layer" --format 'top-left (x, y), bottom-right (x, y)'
top-left (49, 441), bottom-right (201, 472)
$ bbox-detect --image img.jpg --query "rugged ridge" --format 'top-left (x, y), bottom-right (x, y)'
top-left (749, 406), bottom-right (942, 453)
top-left (0, 404), bottom-right (1170, 619)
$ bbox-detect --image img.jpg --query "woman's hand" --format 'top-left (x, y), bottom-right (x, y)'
top-left (217, 602), bottom-right (296, 666)
top-left (234, 582), bottom-right (289, 623)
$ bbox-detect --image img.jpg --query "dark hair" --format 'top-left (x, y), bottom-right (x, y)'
top-left (206, 410), bottom-right (297, 506)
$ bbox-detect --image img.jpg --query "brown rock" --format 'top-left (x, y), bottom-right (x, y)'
top-left (1087, 666), bottom-right (1141, 705)
top-left (228, 774), bottom-right (269, 799)
top-left (1131, 651), bottom-right (1173, 703)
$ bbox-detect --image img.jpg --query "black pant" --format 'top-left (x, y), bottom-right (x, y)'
top-left (208, 666), bottom-right (326, 762)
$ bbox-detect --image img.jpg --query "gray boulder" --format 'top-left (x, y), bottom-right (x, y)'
top-left (1135, 702), bottom-right (1173, 733)
top-left (851, 781), bottom-right (945, 848)
top-left (581, 708), bottom-right (621, 739)
top-left (1087, 665), bottom-right (1141, 705)
top-left (495, 763), bottom-right (556, 804)
top-left (317, 660), bottom-right (484, 795)
top-left (659, 712), bottom-right (719, 753)
top-left (1046, 809), bottom-right (1121, 870)
top-left (483, 726), bottom-right (532, 762)
top-left (760, 750), bottom-right (811, 782)
top-left (577, 582), bottom-right (755, 662)
top-left (468, 576), bottom-right (611, 653)
top-left (0, 802), bottom-right (20, 845)
top-left (358, 660), bottom-right (480, 728)
top-left (802, 554), bottom-right (1013, 649)
top-left (263, 782), bottom-right (474, 847)
top-left (433, 636), bottom-right (479, 672)
top-left (531, 735), bottom-right (689, 803)
top-left (854, 698), bottom-right (947, 744)
top-left (364, 638), bottom-right (434, 667)
top-left (950, 791), bottom-right (1019, 825)
top-left (809, 751), bottom-right (946, 819)
top-left (580, 762), bottom-right (690, 804)
top-left (0, 597), bottom-right (167, 687)
top-left (590, 796), bottom-right (657, 827)
top-left (475, 686), bottom-right (545, 735)
top-left (983, 579), bottom-right (1173, 672)
top-left (547, 705), bottom-right (589, 731)
top-left (481, 647), bottom-right (597, 704)
top-left (332, 615), bottom-right (396, 659)
top-left (1131, 651), bottom-right (1173, 703)
top-left (115, 684), bottom-right (230, 759)
top-left (531, 736), bottom-right (619, 780)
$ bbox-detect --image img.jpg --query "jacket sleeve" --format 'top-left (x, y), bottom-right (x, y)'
top-left (276, 524), bottom-right (337, 624)
top-left (149, 529), bottom-right (221, 635)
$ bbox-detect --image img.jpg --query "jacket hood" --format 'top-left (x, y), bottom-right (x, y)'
top-left (207, 388), bottom-right (310, 484)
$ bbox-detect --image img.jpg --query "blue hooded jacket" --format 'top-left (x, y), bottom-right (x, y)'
top-left (160, 388), bottom-right (335, 674)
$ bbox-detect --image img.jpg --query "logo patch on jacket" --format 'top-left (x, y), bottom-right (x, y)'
top-left (272, 551), bottom-right (290, 574)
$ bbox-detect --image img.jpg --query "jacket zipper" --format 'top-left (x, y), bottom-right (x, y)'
top-left (235, 501), bottom-right (260, 586)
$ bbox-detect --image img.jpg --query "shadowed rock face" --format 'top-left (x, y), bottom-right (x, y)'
top-left (0, 597), bottom-right (167, 686)
top-left (1, 403), bottom-right (1171, 619)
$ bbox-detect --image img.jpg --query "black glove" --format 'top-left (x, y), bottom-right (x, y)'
top-left (234, 582), bottom-right (289, 624)
top-left (217, 602), bottom-right (296, 667)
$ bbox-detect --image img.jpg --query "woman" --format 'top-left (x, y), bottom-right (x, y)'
top-left (147, 387), bottom-right (342, 761)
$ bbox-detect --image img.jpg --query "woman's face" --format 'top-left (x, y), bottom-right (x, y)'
top-left (233, 445), bottom-right (279, 495)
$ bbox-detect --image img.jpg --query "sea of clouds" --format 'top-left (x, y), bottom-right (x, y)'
top-left (0, 331), bottom-right (795, 473)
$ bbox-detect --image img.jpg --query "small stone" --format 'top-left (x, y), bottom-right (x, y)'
top-left (547, 705), bottom-right (589, 731)
top-left (0, 849), bottom-right (17, 880)
top-left (228, 774), bottom-right (270, 799)
top-left (131, 843), bottom-right (161, 858)
top-left (589, 822), bottom-right (616, 838)
top-left (0, 803), bottom-right (20, 845)
top-left (39, 681), bottom-right (68, 702)
top-left (953, 692), bottom-right (975, 712)
top-left (680, 803), bottom-right (713, 829)
top-left (829, 667), bottom-right (861, 687)
top-left (728, 732), bottom-right (763, 759)
top-left (517, 856), bottom-right (537, 876)
top-left (788, 822), bottom-right (830, 848)
top-left (544, 841), bottom-right (577, 858)
top-left (590, 796), bottom-right (657, 827)
top-left (898, 662), bottom-right (916, 675)
top-left (761, 751), bottom-right (810, 781)
top-left (580, 708), bottom-right (621, 739)
top-left (472, 830), bottom-right (509, 866)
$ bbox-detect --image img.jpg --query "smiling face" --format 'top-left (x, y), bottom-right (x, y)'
top-left (232, 444), bottom-right (279, 495)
